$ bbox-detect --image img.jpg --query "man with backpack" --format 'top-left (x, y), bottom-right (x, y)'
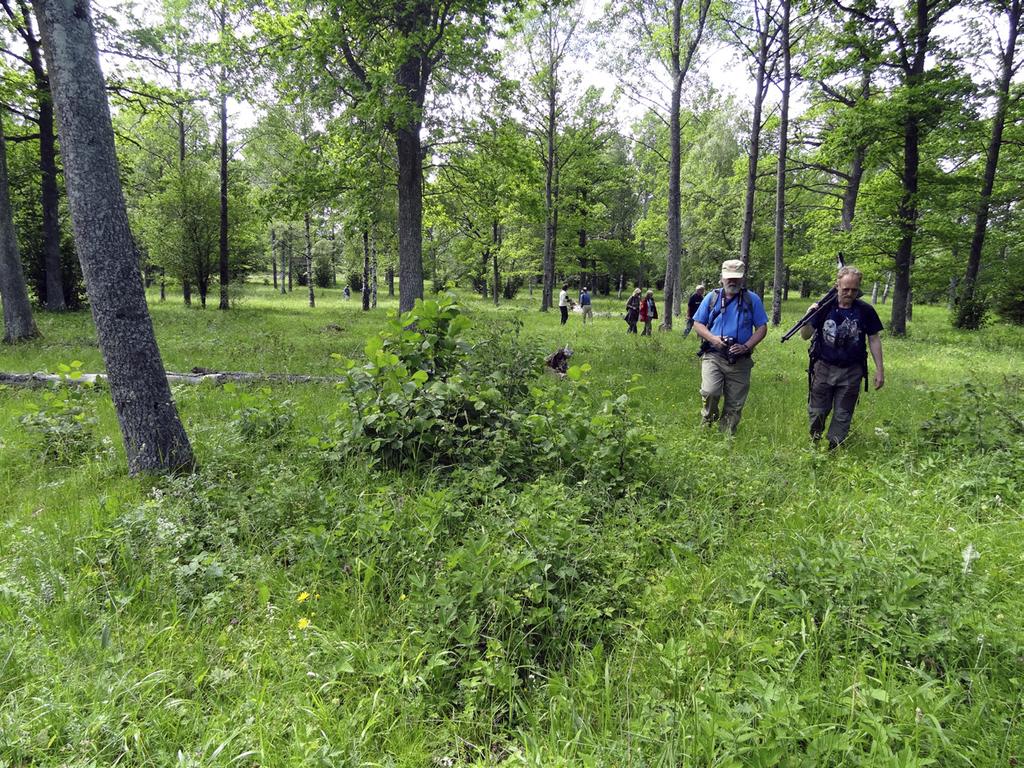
top-left (683, 283), bottom-right (705, 338)
top-left (800, 265), bottom-right (884, 448)
top-left (692, 260), bottom-right (769, 434)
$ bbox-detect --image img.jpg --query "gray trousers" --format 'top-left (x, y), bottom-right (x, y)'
top-left (808, 360), bottom-right (863, 446)
top-left (700, 354), bottom-right (754, 434)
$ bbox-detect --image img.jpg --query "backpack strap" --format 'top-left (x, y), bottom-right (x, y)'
top-left (706, 288), bottom-right (751, 333)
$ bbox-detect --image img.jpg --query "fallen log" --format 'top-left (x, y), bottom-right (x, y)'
top-left (0, 368), bottom-right (341, 388)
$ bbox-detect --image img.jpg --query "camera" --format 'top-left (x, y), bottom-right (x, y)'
top-left (720, 336), bottom-right (740, 363)
top-left (698, 335), bottom-right (744, 363)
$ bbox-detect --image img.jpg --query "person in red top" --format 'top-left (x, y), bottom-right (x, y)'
top-left (638, 290), bottom-right (658, 335)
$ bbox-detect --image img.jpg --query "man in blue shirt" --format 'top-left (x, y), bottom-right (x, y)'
top-left (692, 259), bottom-right (769, 434)
top-left (800, 266), bottom-right (884, 448)
top-left (579, 286), bottom-right (593, 324)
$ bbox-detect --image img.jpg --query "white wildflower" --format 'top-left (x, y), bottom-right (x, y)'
top-left (961, 543), bottom-right (979, 575)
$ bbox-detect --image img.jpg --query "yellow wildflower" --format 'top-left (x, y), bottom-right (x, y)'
top-left (297, 591), bottom-right (310, 603)
top-left (297, 617), bottom-right (311, 630)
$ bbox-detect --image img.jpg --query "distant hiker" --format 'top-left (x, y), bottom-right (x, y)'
top-left (639, 290), bottom-right (658, 335)
top-left (343, 285), bottom-right (351, 300)
top-left (579, 286), bottom-right (593, 324)
top-left (624, 288), bottom-right (641, 334)
top-left (692, 260), bottom-right (769, 434)
top-left (683, 284), bottom-right (705, 338)
top-left (800, 265), bottom-right (884, 449)
top-left (558, 283), bottom-right (570, 325)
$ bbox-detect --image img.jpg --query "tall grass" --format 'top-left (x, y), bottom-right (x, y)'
top-left (1, 284), bottom-right (1021, 766)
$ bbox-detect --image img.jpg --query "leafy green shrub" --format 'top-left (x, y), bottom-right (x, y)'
top-left (225, 383), bottom-right (294, 447)
top-left (325, 296), bottom-right (656, 493)
top-left (992, 269), bottom-right (1024, 325)
top-left (18, 361), bottom-right (101, 465)
top-left (313, 251), bottom-right (334, 288)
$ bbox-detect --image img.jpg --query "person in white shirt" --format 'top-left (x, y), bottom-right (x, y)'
top-left (558, 283), bottom-right (570, 325)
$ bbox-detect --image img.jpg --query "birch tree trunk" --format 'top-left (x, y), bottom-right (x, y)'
top-left (31, 0), bottom-right (193, 473)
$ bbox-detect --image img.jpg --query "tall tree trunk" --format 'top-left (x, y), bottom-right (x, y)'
top-left (394, 123), bottom-right (424, 313)
top-left (159, 267), bottom-right (165, 302)
top-left (304, 212), bottom-right (314, 308)
top-left (783, 264), bottom-right (790, 301)
top-left (881, 272), bottom-right (891, 304)
top-left (0, 117), bottom-right (40, 342)
top-left (661, 0), bottom-right (710, 328)
top-left (480, 250), bottom-right (489, 298)
top-left (889, 0), bottom-right (935, 337)
top-left (492, 218), bottom-right (500, 306)
top-left (175, 37), bottom-right (186, 166)
top-left (287, 235), bottom-right (293, 292)
top-left (771, 0), bottom-right (791, 326)
top-left (840, 69), bottom-right (871, 232)
top-left (956, 0), bottom-right (1021, 329)
top-left (32, 0), bottom-right (193, 473)
top-left (280, 228), bottom-right (287, 294)
top-left (218, 5), bottom-right (230, 311)
top-left (183, 279), bottom-right (192, 306)
top-left (330, 226), bottom-right (338, 286)
top-left (541, 77), bottom-right (557, 312)
top-left (362, 228), bottom-right (370, 311)
top-left (662, 7), bottom-right (682, 328)
top-left (740, 0), bottom-right (773, 270)
top-left (387, 267), bottom-right (394, 296)
top-left (891, 119), bottom-right (920, 336)
top-left (271, 227), bottom-right (277, 289)
top-left (370, 229), bottom-right (378, 309)
top-left (428, 226), bottom-right (440, 294)
top-left (19, 3), bottom-right (66, 310)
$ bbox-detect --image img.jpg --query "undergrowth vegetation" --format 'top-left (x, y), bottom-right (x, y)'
top-left (1, 287), bottom-right (1022, 766)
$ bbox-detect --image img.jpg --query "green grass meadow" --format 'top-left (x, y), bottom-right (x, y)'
top-left (1, 283), bottom-right (1022, 766)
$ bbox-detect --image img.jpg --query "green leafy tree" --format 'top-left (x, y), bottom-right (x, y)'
top-left (258, 0), bottom-right (498, 313)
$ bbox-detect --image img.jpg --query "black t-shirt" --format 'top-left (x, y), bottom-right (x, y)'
top-left (687, 292), bottom-right (703, 318)
top-left (811, 300), bottom-right (883, 367)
